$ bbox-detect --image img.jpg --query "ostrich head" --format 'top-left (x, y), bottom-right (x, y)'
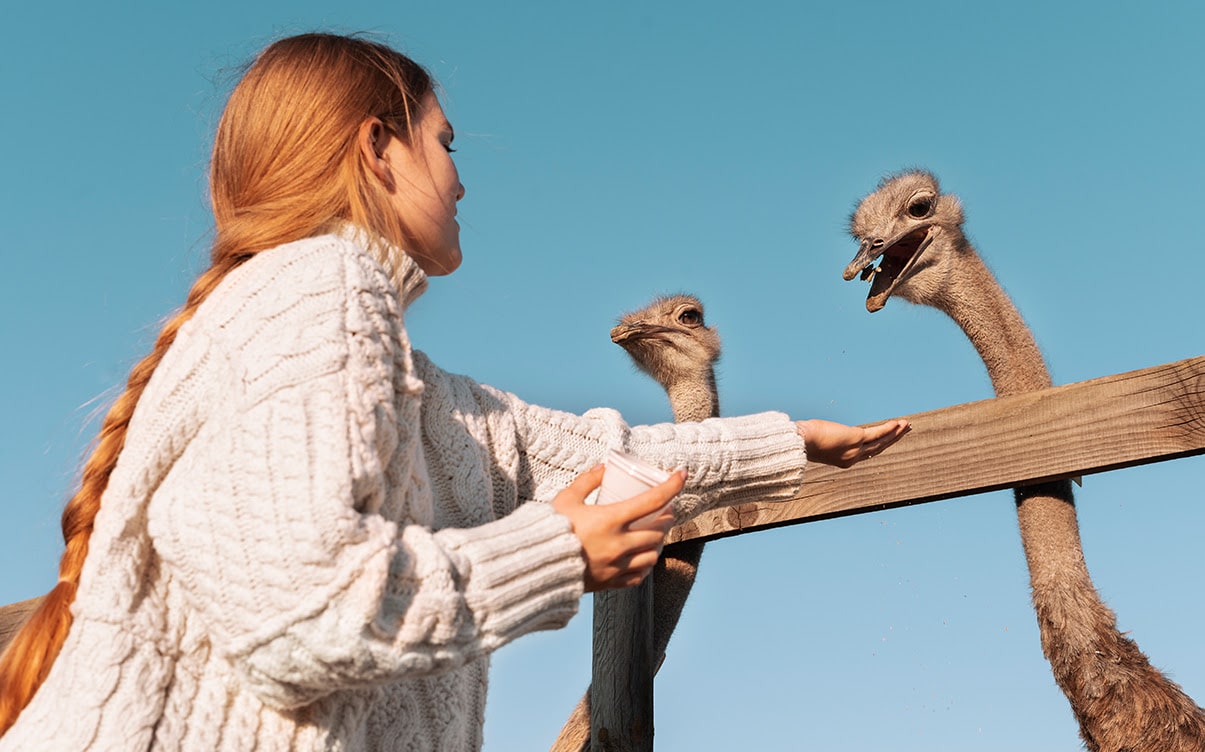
top-left (843, 169), bottom-right (969, 312)
top-left (610, 294), bottom-right (721, 393)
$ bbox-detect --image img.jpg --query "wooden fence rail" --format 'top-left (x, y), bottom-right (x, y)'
top-left (592, 354), bottom-right (1205, 751)
top-left (669, 354), bottom-right (1205, 545)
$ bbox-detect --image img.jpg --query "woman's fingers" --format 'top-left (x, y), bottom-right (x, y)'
top-left (796, 418), bottom-right (911, 467)
top-left (552, 464), bottom-right (685, 592)
top-left (606, 470), bottom-right (685, 532)
top-left (870, 418), bottom-right (911, 443)
top-left (862, 419), bottom-right (912, 457)
top-left (563, 464), bottom-right (606, 498)
top-left (590, 547), bottom-right (664, 590)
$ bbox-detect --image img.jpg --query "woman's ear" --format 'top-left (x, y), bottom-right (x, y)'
top-left (358, 117), bottom-right (392, 185)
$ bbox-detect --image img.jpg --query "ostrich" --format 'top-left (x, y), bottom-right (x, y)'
top-left (0, 598), bottom-right (40, 656)
top-left (551, 294), bottom-right (721, 752)
top-left (843, 170), bottom-right (1205, 751)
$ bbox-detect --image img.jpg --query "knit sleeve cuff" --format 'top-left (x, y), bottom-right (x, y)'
top-left (628, 411), bottom-right (807, 511)
top-left (436, 502), bottom-right (585, 645)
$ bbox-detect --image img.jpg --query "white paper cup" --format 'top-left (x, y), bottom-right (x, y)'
top-left (597, 449), bottom-right (674, 530)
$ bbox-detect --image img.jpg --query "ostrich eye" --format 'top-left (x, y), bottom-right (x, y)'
top-left (907, 197), bottom-right (934, 219)
top-left (678, 308), bottom-right (702, 326)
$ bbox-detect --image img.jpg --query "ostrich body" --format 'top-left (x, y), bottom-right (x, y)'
top-left (551, 295), bottom-right (721, 752)
top-left (844, 170), bottom-right (1205, 751)
top-left (0, 598), bottom-right (40, 656)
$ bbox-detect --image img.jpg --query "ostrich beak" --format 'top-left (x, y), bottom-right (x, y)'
top-left (843, 237), bottom-right (882, 282)
top-left (610, 322), bottom-right (675, 345)
top-left (843, 225), bottom-right (938, 313)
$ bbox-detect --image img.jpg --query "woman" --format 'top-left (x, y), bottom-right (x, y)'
top-left (0, 33), bottom-right (908, 750)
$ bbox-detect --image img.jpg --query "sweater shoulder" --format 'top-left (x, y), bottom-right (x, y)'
top-left (206, 234), bottom-right (396, 322)
top-left (195, 234), bottom-right (401, 402)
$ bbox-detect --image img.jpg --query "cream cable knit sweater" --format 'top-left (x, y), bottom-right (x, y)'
top-left (1, 232), bottom-right (807, 751)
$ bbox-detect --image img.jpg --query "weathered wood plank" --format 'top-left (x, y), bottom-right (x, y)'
top-left (590, 579), bottom-right (654, 752)
top-left (667, 355), bottom-right (1205, 545)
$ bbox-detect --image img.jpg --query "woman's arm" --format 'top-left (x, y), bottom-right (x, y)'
top-left (460, 375), bottom-right (907, 522)
top-left (458, 377), bottom-right (806, 519)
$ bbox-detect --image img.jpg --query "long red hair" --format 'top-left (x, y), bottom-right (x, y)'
top-left (0, 32), bottom-right (433, 735)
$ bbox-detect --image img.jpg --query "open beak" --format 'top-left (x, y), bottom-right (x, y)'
top-left (843, 225), bottom-right (938, 312)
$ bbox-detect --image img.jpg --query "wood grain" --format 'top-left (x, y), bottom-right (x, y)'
top-left (667, 355), bottom-right (1205, 545)
top-left (590, 582), bottom-right (654, 751)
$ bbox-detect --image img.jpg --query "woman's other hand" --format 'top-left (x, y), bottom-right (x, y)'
top-left (796, 418), bottom-right (911, 468)
top-left (551, 465), bottom-right (684, 592)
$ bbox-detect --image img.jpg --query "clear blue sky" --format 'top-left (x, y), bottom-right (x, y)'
top-left (3, 2), bottom-right (1202, 749)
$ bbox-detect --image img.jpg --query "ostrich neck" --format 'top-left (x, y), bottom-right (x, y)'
top-left (928, 246), bottom-right (1084, 581)
top-left (929, 249), bottom-right (1052, 396)
top-left (665, 372), bottom-right (720, 422)
top-left (925, 243), bottom-right (1182, 738)
top-left (908, 238), bottom-right (1205, 749)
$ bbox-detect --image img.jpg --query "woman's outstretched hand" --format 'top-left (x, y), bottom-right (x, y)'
top-left (551, 465), bottom-right (684, 592)
top-left (796, 418), bottom-right (911, 468)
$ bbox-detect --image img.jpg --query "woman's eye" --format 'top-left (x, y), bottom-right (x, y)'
top-left (443, 144), bottom-right (457, 154)
top-left (907, 198), bottom-right (932, 218)
top-left (678, 309), bottom-right (701, 326)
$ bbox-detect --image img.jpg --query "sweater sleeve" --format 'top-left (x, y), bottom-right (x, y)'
top-left (145, 240), bottom-right (584, 709)
top-left (459, 378), bottom-right (808, 523)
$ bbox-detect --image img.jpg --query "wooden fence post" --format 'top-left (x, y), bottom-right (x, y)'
top-left (590, 575), bottom-right (655, 751)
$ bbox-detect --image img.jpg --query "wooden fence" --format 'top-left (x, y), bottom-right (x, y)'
top-left (589, 354), bottom-right (1205, 751)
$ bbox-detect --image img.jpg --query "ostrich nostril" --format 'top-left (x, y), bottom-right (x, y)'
top-left (871, 238), bottom-right (885, 248)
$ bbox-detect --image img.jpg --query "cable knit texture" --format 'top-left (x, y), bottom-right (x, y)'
top-left (0, 232), bottom-right (807, 751)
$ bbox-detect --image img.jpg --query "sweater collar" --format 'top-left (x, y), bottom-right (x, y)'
top-left (335, 223), bottom-right (429, 309)
top-left (391, 249), bottom-right (429, 310)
